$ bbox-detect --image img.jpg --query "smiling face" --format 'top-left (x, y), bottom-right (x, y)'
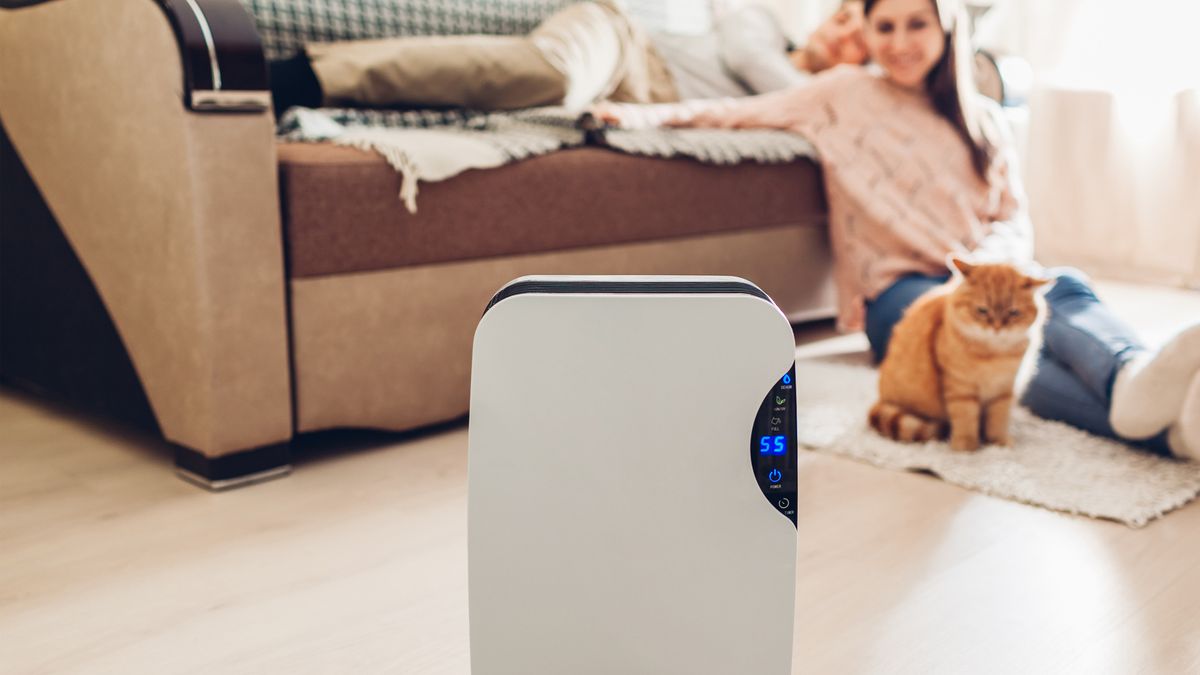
top-left (803, 2), bottom-right (869, 72)
top-left (864, 0), bottom-right (946, 89)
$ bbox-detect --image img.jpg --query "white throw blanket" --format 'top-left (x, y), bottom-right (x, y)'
top-left (279, 106), bottom-right (818, 213)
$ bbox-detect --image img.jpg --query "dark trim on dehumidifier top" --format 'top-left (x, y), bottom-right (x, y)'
top-left (484, 280), bottom-right (773, 315)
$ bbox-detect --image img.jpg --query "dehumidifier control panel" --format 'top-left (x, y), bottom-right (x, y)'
top-left (751, 365), bottom-right (797, 525)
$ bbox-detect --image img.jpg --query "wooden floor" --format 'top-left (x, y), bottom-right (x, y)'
top-left (2, 280), bottom-right (1199, 674)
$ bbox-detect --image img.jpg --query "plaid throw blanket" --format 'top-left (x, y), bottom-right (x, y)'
top-left (240, 0), bottom-right (573, 59)
top-left (279, 105), bottom-right (817, 212)
top-left (277, 106), bottom-right (495, 137)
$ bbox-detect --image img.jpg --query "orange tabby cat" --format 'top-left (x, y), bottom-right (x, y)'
top-left (869, 258), bottom-right (1049, 451)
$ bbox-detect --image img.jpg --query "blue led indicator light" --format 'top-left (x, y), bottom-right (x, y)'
top-left (782, 374), bottom-right (792, 385)
top-left (768, 469), bottom-right (783, 484)
top-left (759, 435), bottom-right (787, 454)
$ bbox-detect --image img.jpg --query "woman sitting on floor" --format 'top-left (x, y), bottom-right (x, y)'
top-left (598, 0), bottom-right (1200, 458)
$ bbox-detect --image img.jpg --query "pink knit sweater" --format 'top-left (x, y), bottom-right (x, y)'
top-left (622, 65), bottom-right (1032, 330)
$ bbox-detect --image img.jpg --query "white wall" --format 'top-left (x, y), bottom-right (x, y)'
top-left (634, 0), bottom-right (845, 42)
top-left (739, 0), bottom-right (840, 40)
top-left (976, 0), bottom-right (1200, 286)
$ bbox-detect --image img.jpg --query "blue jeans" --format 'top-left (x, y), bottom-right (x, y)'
top-left (864, 269), bottom-right (1171, 454)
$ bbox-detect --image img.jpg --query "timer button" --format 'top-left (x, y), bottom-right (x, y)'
top-left (778, 498), bottom-right (790, 509)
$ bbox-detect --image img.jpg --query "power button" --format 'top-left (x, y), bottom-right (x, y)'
top-left (768, 469), bottom-right (782, 484)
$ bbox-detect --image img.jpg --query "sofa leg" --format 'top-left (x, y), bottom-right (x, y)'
top-left (174, 442), bottom-right (292, 490)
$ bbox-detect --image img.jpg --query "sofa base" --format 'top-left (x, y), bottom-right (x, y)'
top-left (174, 443), bottom-right (292, 490)
top-left (290, 224), bottom-right (835, 434)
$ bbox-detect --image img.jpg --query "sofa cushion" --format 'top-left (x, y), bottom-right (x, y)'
top-left (277, 142), bottom-right (827, 278)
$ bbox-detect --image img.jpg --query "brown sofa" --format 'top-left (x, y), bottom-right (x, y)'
top-left (0, 0), bottom-right (835, 487)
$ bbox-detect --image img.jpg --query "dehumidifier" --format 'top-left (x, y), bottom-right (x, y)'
top-left (468, 276), bottom-right (798, 675)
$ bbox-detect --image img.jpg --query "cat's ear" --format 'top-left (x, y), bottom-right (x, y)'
top-left (1022, 273), bottom-right (1053, 290)
top-left (948, 255), bottom-right (976, 279)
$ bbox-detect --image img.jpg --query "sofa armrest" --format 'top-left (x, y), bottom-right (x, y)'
top-left (0, 0), bottom-right (292, 461)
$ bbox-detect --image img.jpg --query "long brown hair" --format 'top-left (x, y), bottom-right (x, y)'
top-left (863, 0), bottom-right (996, 181)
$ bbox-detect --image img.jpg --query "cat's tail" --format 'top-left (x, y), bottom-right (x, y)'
top-left (868, 401), bottom-right (946, 443)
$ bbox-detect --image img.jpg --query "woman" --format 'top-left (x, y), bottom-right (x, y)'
top-left (269, 2), bottom-right (869, 115)
top-left (599, 0), bottom-right (1200, 458)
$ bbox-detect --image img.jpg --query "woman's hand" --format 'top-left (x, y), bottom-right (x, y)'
top-left (590, 101), bottom-right (628, 128)
top-left (662, 112), bottom-right (697, 128)
top-left (666, 105), bottom-right (733, 129)
top-left (590, 102), bottom-right (691, 130)
top-left (589, 99), bottom-right (744, 130)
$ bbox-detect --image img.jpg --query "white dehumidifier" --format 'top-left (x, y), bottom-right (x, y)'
top-left (468, 276), bottom-right (798, 675)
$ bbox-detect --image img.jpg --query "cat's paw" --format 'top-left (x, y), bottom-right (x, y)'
top-left (986, 432), bottom-right (1013, 447)
top-left (950, 434), bottom-right (980, 452)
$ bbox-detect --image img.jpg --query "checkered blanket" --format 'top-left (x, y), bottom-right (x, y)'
top-left (276, 106), bottom-right (495, 137)
top-left (240, 0), bottom-right (572, 59)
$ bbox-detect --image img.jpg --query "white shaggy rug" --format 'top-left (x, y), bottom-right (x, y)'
top-left (794, 358), bottom-right (1200, 527)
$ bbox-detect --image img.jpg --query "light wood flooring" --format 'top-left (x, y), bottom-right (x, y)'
top-left (2, 280), bottom-right (1199, 674)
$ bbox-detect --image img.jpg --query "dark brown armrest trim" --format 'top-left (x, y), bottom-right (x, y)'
top-left (1, 0), bottom-right (269, 112)
top-left (159, 0), bottom-right (269, 111)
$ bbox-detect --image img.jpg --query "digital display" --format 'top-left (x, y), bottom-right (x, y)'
top-left (752, 366), bottom-right (798, 526)
top-left (758, 435), bottom-right (787, 455)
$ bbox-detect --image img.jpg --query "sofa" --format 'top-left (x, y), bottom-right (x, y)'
top-left (0, 0), bottom-right (839, 487)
